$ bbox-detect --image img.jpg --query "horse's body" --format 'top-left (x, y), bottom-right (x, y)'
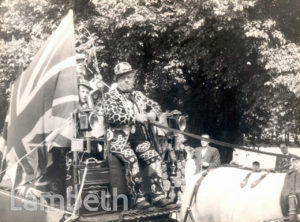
top-left (181, 167), bottom-right (286, 222)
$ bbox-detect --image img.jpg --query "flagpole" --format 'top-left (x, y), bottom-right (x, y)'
top-left (0, 82), bottom-right (14, 182)
top-left (71, 111), bottom-right (80, 216)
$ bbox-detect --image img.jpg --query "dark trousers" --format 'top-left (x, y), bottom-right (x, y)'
top-left (110, 124), bottom-right (165, 203)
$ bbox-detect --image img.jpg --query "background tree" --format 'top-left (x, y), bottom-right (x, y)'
top-left (0, 0), bottom-right (299, 162)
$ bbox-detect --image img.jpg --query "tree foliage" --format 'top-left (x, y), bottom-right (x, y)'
top-left (0, 0), bottom-right (299, 156)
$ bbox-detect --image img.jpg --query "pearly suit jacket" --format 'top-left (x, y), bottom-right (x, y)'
top-left (103, 88), bottom-right (161, 152)
top-left (274, 153), bottom-right (297, 171)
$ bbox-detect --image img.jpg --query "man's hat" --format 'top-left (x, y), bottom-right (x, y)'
top-left (78, 78), bottom-right (92, 90)
top-left (76, 53), bottom-right (86, 62)
top-left (114, 62), bottom-right (136, 76)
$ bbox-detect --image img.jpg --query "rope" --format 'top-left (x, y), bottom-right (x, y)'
top-left (0, 120), bottom-right (71, 178)
top-left (0, 140), bottom-right (46, 184)
top-left (0, 117), bottom-right (89, 221)
top-left (0, 121), bottom-right (74, 218)
top-left (149, 120), bottom-right (300, 159)
top-left (263, 216), bottom-right (289, 222)
top-left (65, 164), bottom-right (88, 222)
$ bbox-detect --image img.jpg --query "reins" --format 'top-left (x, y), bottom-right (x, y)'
top-left (149, 120), bottom-right (299, 159)
top-left (183, 170), bottom-right (209, 222)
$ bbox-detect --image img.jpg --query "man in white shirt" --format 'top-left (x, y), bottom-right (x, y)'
top-left (194, 134), bottom-right (221, 173)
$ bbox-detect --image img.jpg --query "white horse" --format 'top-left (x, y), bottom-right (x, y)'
top-left (181, 167), bottom-right (288, 222)
top-left (181, 149), bottom-right (300, 222)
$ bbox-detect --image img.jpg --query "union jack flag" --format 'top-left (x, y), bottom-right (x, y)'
top-left (3, 11), bottom-right (78, 188)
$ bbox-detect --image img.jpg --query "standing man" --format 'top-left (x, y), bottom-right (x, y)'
top-left (194, 134), bottom-right (221, 173)
top-left (76, 52), bottom-right (92, 109)
top-left (76, 53), bottom-right (87, 79)
top-left (275, 143), bottom-right (294, 171)
top-left (103, 62), bottom-right (171, 209)
top-left (78, 79), bottom-right (93, 109)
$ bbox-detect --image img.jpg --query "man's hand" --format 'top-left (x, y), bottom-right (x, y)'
top-left (136, 113), bottom-right (148, 123)
top-left (146, 111), bottom-right (157, 121)
top-left (202, 162), bottom-right (209, 168)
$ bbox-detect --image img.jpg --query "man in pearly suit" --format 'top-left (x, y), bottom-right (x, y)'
top-left (103, 62), bottom-right (172, 209)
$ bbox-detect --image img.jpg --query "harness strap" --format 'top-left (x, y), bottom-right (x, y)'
top-left (263, 216), bottom-right (289, 222)
top-left (240, 172), bottom-right (252, 188)
top-left (288, 172), bottom-right (298, 222)
top-left (185, 207), bottom-right (196, 222)
top-left (183, 170), bottom-right (209, 222)
top-left (251, 172), bottom-right (269, 188)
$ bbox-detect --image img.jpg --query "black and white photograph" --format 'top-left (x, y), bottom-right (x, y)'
top-left (0, 0), bottom-right (299, 221)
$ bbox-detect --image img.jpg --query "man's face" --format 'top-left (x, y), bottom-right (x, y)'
top-left (79, 85), bottom-right (90, 104)
top-left (117, 72), bottom-right (135, 93)
top-left (280, 144), bottom-right (288, 154)
top-left (252, 164), bottom-right (260, 171)
top-left (76, 60), bottom-right (86, 76)
top-left (201, 135), bottom-right (210, 148)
